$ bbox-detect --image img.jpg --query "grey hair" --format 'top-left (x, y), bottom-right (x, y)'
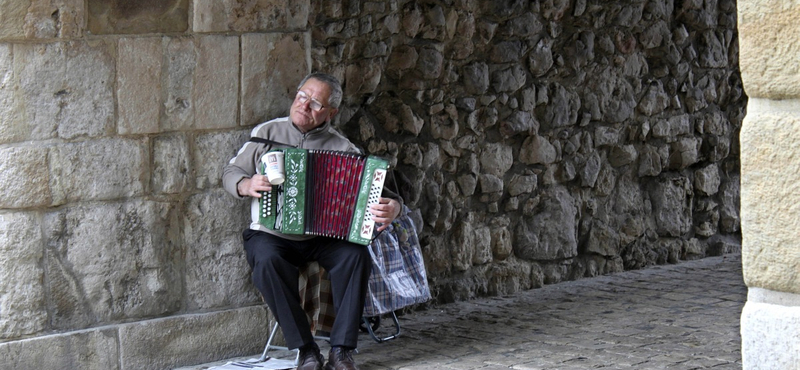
top-left (297, 72), bottom-right (343, 109)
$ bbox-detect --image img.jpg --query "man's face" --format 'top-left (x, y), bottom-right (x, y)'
top-left (289, 78), bottom-right (338, 133)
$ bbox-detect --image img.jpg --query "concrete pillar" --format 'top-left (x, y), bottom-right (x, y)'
top-left (738, 1), bottom-right (800, 369)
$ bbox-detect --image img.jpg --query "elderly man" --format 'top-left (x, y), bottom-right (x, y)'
top-left (222, 73), bottom-right (401, 370)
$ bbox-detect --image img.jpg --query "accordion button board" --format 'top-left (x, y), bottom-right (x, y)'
top-left (258, 148), bottom-right (389, 245)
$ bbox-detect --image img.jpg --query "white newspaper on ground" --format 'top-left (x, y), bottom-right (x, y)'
top-left (207, 357), bottom-right (296, 370)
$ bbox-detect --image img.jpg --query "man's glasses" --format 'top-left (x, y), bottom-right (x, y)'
top-left (295, 90), bottom-right (325, 112)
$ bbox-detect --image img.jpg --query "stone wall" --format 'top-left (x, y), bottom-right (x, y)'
top-left (311, 0), bottom-right (744, 302)
top-left (0, 0), bottom-right (744, 369)
top-left (737, 0), bottom-right (800, 368)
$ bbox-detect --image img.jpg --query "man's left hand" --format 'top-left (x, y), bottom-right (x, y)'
top-left (370, 198), bottom-right (401, 232)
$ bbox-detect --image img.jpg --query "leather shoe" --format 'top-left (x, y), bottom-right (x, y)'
top-left (297, 342), bottom-right (324, 370)
top-left (324, 346), bottom-right (359, 370)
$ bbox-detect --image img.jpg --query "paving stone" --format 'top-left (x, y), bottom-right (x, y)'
top-left (180, 254), bottom-right (744, 370)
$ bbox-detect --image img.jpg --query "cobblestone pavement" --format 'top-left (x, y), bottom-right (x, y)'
top-left (188, 253), bottom-right (745, 370)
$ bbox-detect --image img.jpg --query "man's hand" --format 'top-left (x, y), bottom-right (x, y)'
top-left (237, 174), bottom-right (272, 198)
top-left (370, 197), bottom-right (401, 232)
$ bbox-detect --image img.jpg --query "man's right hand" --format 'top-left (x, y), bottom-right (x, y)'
top-left (238, 174), bottom-right (272, 198)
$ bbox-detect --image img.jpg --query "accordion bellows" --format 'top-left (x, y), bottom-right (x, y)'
top-left (258, 148), bottom-right (389, 245)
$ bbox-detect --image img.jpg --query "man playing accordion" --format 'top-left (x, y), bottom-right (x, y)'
top-left (222, 73), bottom-right (402, 370)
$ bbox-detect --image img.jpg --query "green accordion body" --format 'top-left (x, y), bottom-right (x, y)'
top-left (258, 148), bottom-right (389, 246)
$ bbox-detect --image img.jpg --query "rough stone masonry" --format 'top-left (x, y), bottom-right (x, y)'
top-left (321, 0), bottom-right (744, 302)
top-left (0, 0), bottom-right (744, 369)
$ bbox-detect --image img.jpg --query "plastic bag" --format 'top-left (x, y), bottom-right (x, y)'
top-left (363, 205), bottom-right (431, 317)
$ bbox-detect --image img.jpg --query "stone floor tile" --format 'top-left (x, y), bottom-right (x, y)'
top-left (180, 254), bottom-right (745, 370)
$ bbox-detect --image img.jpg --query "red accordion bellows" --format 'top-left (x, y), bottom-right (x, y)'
top-left (307, 150), bottom-right (368, 238)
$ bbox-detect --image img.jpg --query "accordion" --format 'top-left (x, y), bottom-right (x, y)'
top-left (258, 148), bottom-right (389, 245)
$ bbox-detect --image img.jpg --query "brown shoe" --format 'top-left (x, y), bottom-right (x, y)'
top-left (324, 346), bottom-right (359, 370)
top-left (297, 342), bottom-right (324, 370)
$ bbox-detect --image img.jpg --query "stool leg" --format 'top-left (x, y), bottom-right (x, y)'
top-left (362, 312), bottom-right (401, 343)
top-left (258, 321), bottom-right (280, 361)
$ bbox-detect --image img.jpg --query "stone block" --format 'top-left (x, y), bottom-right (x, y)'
top-left (594, 126), bottom-right (621, 147)
top-left (479, 142), bottom-right (513, 177)
top-left (528, 38), bottom-right (554, 77)
top-left (49, 138), bottom-right (146, 205)
top-left (683, 238), bottom-right (706, 259)
top-left (668, 137), bottom-right (701, 169)
top-left (514, 186), bottom-right (578, 261)
top-left (490, 217), bottom-right (512, 260)
top-left (718, 177), bottom-right (740, 233)
top-left (488, 260), bottom-right (532, 296)
top-left (118, 37), bottom-right (162, 135)
top-left (13, 42), bottom-right (64, 141)
top-left (461, 61), bottom-right (488, 94)
top-left (0, 328), bottom-right (119, 370)
top-left (61, 40), bottom-right (115, 139)
top-left (738, 1), bottom-right (800, 99)
top-left (430, 114), bottom-right (459, 140)
top-left (43, 200), bottom-right (183, 330)
top-left (118, 307), bottom-right (269, 370)
top-left (586, 72), bottom-right (636, 123)
top-left (162, 37), bottom-right (196, 131)
top-left (401, 142), bottom-right (423, 168)
top-left (500, 110), bottom-right (538, 138)
top-left (637, 81), bottom-right (670, 116)
top-left (0, 43), bottom-right (18, 144)
top-left (520, 135), bottom-right (556, 165)
top-left (14, 41), bottom-right (114, 141)
top-left (152, 133), bottom-right (191, 194)
top-left (193, 0), bottom-right (310, 33)
top-left (478, 174), bottom-right (503, 193)
top-left (652, 114), bottom-right (691, 139)
top-left (637, 145), bottom-right (663, 177)
top-left (421, 142), bottom-right (441, 170)
top-left (491, 40), bottom-right (525, 64)
top-left (456, 174), bottom-right (477, 196)
top-left (345, 59), bottom-right (383, 97)
top-left (87, 0), bottom-right (188, 34)
top-left (0, 0), bottom-right (27, 39)
top-left (195, 129), bottom-right (251, 190)
top-left (388, 45), bottom-right (420, 75)
top-left (416, 46), bottom-right (444, 80)
top-left (693, 164), bottom-right (720, 196)
top-left (580, 151), bottom-right (602, 186)
top-left (542, 84), bottom-right (580, 129)
top-left (649, 176), bottom-right (692, 238)
top-left (608, 144), bottom-right (637, 167)
top-left (585, 220), bottom-right (620, 257)
top-left (490, 64), bottom-right (526, 93)
top-left (183, 190), bottom-right (259, 310)
top-left (195, 35), bottom-right (239, 130)
top-left (554, 161), bottom-right (578, 183)
top-left (29, 0), bottom-right (85, 38)
top-left (741, 99), bottom-right (800, 294)
top-left (741, 295), bottom-right (800, 369)
top-left (613, 176), bottom-right (646, 216)
top-left (241, 33), bottom-right (308, 126)
top-left (0, 0), bottom-right (83, 39)
top-left (401, 104), bottom-right (425, 136)
top-left (0, 146), bottom-right (51, 208)
top-left (450, 221), bottom-right (474, 271)
top-left (421, 235), bottom-right (451, 277)
top-left (508, 174), bottom-right (537, 196)
top-left (472, 225), bottom-right (492, 265)
top-left (0, 212), bottom-right (46, 340)
top-left (593, 162), bottom-right (617, 197)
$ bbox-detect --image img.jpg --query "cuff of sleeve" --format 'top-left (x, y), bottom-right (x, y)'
top-left (234, 177), bottom-right (248, 198)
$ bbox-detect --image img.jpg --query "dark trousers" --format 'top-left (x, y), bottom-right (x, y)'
top-left (243, 229), bottom-right (372, 349)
